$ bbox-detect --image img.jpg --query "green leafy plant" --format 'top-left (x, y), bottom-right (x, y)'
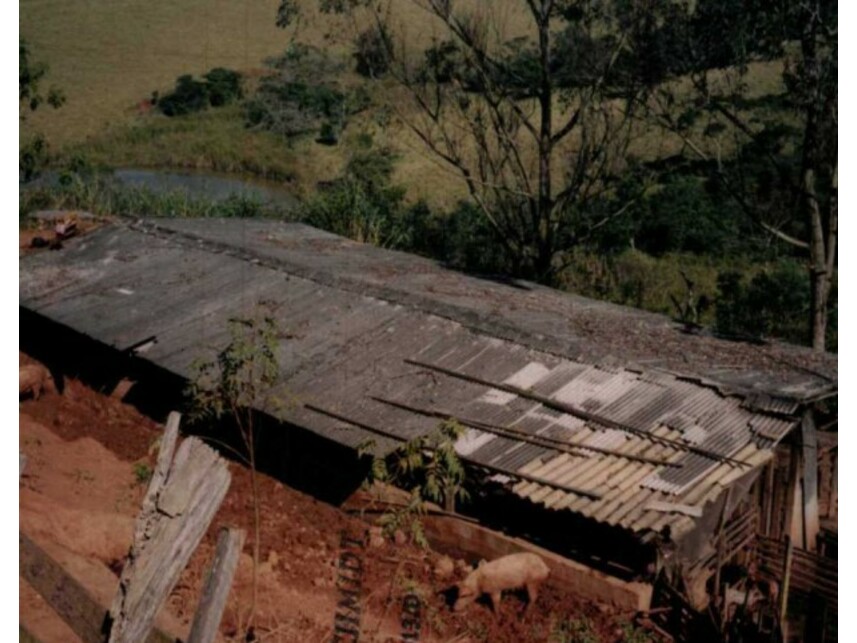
top-left (620, 621), bottom-right (654, 643)
top-left (186, 303), bottom-right (283, 633)
top-left (715, 259), bottom-right (823, 346)
top-left (359, 419), bottom-right (468, 548)
top-left (549, 616), bottom-right (600, 643)
top-left (133, 462), bottom-right (153, 485)
top-left (298, 144), bottom-right (412, 247)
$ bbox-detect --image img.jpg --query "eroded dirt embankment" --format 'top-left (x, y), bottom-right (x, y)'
top-left (19, 352), bottom-right (624, 642)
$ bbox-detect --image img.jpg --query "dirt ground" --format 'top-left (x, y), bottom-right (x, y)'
top-left (19, 351), bottom-right (635, 642)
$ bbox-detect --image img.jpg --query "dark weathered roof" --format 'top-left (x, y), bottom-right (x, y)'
top-left (19, 218), bottom-right (836, 540)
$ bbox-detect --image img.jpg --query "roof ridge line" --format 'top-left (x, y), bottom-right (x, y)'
top-left (125, 219), bottom-right (819, 412)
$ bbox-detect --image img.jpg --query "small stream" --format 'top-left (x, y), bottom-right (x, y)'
top-left (111, 168), bottom-right (300, 209)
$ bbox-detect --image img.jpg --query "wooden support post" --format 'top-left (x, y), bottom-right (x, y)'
top-left (188, 527), bottom-right (246, 643)
top-left (713, 487), bottom-right (732, 614)
top-left (828, 449), bottom-right (837, 521)
top-left (784, 443), bottom-right (803, 547)
top-left (801, 409), bottom-right (820, 551)
top-left (779, 535), bottom-right (794, 638)
top-left (108, 412), bottom-right (232, 643)
top-left (763, 461), bottom-right (775, 537)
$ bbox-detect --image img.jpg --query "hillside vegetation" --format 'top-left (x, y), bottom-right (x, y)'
top-left (20, 0), bottom-right (837, 351)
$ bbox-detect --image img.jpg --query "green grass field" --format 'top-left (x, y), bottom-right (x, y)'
top-left (20, 0), bottom-right (288, 144)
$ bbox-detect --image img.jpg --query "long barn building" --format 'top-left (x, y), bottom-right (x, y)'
top-left (19, 217), bottom-right (837, 631)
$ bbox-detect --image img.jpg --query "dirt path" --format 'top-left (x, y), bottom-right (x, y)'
top-left (19, 352), bottom-right (626, 642)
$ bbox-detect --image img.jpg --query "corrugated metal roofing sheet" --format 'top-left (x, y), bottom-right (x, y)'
top-left (19, 219), bottom-right (809, 542)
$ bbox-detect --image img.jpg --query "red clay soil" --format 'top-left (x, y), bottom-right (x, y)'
top-left (19, 352), bottom-right (641, 642)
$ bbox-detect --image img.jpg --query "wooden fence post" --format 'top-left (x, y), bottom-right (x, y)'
top-left (188, 527), bottom-right (246, 643)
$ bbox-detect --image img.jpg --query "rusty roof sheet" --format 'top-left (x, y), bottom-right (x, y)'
top-left (19, 218), bottom-right (825, 541)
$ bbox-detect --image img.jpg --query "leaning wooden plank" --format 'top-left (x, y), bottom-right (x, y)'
top-left (20, 532), bottom-right (173, 643)
top-left (108, 412), bottom-right (181, 637)
top-left (108, 414), bottom-right (231, 643)
top-left (188, 527), bottom-right (246, 643)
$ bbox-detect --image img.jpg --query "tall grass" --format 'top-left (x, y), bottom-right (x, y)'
top-left (61, 107), bottom-right (300, 183)
top-left (19, 174), bottom-right (291, 221)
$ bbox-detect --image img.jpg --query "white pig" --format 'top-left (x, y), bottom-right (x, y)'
top-left (454, 552), bottom-right (550, 614)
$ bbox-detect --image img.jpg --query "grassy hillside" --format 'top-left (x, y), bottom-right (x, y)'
top-left (20, 0), bottom-right (287, 144)
top-left (20, 0), bottom-right (481, 205)
top-left (22, 0), bottom-right (829, 349)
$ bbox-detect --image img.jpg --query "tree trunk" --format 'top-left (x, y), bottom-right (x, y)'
top-left (806, 167), bottom-right (830, 352)
top-left (534, 4), bottom-right (554, 284)
top-left (800, 4), bottom-right (835, 352)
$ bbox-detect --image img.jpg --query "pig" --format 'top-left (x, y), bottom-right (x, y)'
top-left (453, 552), bottom-right (550, 614)
top-left (19, 364), bottom-right (53, 400)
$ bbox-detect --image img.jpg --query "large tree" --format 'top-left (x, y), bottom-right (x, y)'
top-left (278, 0), bottom-right (651, 283)
top-left (627, 0), bottom-right (837, 350)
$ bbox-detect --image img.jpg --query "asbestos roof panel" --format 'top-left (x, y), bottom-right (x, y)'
top-left (20, 218), bottom-right (817, 541)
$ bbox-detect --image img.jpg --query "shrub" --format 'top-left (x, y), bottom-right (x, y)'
top-left (299, 144), bottom-right (410, 246)
top-left (19, 134), bottom-right (50, 183)
top-left (419, 39), bottom-right (465, 84)
top-left (358, 419), bottom-right (468, 545)
top-left (715, 260), bottom-right (815, 344)
top-left (157, 68), bottom-right (243, 116)
top-left (158, 75), bottom-right (210, 116)
top-left (244, 46), bottom-right (365, 142)
top-left (405, 200), bottom-right (513, 275)
top-left (299, 178), bottom-right (406, 247)
top-left (204, 67), bottom-right (243, 107)
top-left (587, 171), bottom-right (759, 258)
top-left (354, 23), bottom-right (393, 78)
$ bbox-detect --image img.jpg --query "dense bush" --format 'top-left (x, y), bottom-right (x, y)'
top-left (298, 145), bottom-right (411, 246)
top-left (157, 68), bottom-right (243, 116)
top-left (204, 68), bottom-right (243, 107)
top-left (244, 45), bottom-right (367, 142)
top-left (586, 166), bottom-right (773, 259)
top-left (715, 260), bottom-right (818, 344)
top-left (405, 201), bottom-right (513, 275)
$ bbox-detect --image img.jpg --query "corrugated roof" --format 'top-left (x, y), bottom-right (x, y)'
top-left (19, 218), bottom-right (831, 541)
